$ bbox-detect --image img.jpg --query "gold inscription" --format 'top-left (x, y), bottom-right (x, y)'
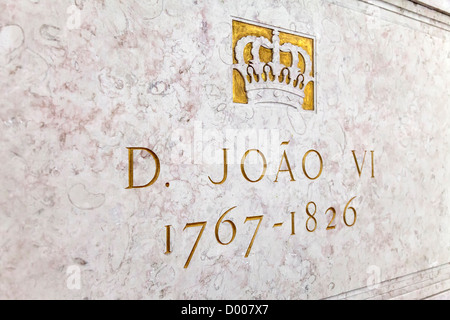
top-left (244, 215), bottom-right (263, 258)
top-left (325, 207), bottom-right (337, 230)
top-left (305, 201), bottom-right (317, 232)
top-left (302, 149), bottom-right (323, 180)
top-left (352, 150), bottom-right (375, 178)
top-left (183, 221), bottom-right (207, 269)
top-left (123, 147), bottom-right (369, 269)
top-left (165, 225), bottom-right (172, 254)
top-left (343, 196), bottom-right (357, 227)
top-left (290, 212), bottom-right (296, 235)
top-left (240, 149), bottom-right (268, 183)
top-left (170, 199), bottom-right (357, 267)
top-left (126, 147), bottom-right (160, 189)
top-left (215, 206), bottom-right (237, 245)
top-left (274, 141), bottom-right (296, 182)
top-left (208, 148), bottom-right (229, 185)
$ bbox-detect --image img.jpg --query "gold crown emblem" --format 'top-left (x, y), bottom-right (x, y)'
top-left (232, 19), bottom-right (315, 111)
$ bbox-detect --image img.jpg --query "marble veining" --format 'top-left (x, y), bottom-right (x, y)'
top-left (0, 0), bottom-right (449, 299)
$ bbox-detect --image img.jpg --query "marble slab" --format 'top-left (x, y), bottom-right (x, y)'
top-left (411, 0), bottom-right (450, 14)
top-left (0, 0), bottom-right (449, 299)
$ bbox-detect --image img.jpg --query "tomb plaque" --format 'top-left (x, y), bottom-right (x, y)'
top-left (0, 0), bottom-right (449, 300)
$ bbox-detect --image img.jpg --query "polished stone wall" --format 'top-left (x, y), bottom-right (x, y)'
top-left (0, 0), bottom-right (449, 299)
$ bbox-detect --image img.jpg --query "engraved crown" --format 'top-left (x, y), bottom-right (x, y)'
top-left (233, 28), bottom-right (314, 109)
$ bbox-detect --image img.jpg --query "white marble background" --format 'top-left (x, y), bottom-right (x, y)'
top-left (0, 0), bottom-right (449, 299)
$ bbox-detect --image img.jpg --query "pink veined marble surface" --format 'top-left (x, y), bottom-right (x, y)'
top-left (0, 0), bottom-right (449, 299)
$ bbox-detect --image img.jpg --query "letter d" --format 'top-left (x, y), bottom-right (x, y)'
top-left (226, 305), bottom-right (233, 315)
top-left (126, 147), bottom-right (160, 189)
